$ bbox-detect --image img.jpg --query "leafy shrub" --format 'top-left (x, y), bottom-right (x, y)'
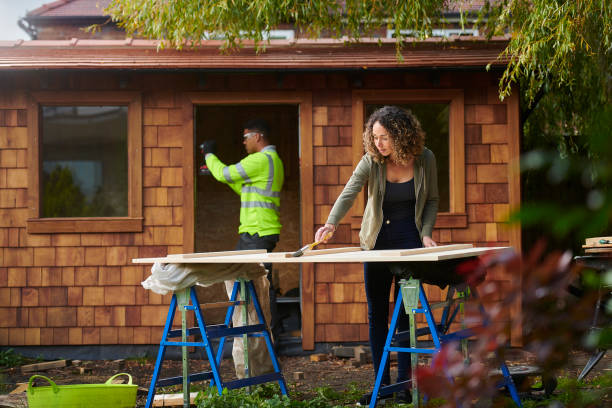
top-left (0, 349), bottom-right (25, 368)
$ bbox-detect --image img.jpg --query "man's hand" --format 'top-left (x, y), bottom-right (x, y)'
top-left (201, 140), bottom-right (217, 156)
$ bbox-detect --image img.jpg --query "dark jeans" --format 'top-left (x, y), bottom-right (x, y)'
top-left (235, 232), bottom-right (280, 335)
top-left (364, 218), bottom-right (422, 385)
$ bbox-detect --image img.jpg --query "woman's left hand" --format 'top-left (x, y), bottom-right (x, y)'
top-left (422, 236), bottom-right (437, 247)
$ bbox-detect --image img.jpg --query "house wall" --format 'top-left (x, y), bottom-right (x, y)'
top-left (0, 69), bottom-right (520, 348)
top-left (31, 22), bottom-right (126, 40)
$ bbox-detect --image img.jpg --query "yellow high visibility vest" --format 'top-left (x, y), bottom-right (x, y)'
top-left (205, 145), bottom-right (284, 236)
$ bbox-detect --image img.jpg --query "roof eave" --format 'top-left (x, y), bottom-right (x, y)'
top-left (0, 36), bottom-right (510, 71)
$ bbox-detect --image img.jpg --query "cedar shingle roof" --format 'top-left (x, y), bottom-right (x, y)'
top-left (0, 37), bottom-right (509, 71)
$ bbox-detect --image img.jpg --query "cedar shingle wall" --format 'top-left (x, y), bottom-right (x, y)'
top-left (0, 70), bottom-right (518, 346)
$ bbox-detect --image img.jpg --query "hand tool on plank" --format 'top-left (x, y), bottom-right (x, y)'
top-left (292, 231), bottom-right (333, 257)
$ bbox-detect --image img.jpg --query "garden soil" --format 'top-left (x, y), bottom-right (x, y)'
top-left (1, 348), bottom-right (609, 407)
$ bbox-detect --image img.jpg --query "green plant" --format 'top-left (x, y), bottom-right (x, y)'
top-left (0, 348), bottom-right (25, 368)
top-left (194, 382), bottom-right (419, 407)
top-left (125, 355), bottom-right (154, 366)
top-left (521, 373), bottom-right (612, 408)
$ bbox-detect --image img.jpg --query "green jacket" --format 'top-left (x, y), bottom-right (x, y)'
top-left (206, 145), bottom-right (284, 236)
top-left (327, 148), bottom-right (439, 249)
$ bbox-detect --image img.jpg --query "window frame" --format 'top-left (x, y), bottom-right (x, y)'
top-left (27, 91), bottom-right (143, 233)
top-left (351, 89), bottom-right (466, 226)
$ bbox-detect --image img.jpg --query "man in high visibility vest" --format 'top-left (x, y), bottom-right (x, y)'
top-left (201, 118), bottom-right (284, 378)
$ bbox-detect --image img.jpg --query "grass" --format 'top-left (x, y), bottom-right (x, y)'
top-left (124, 355), bottom-right (155, 366)
top-left (190, 372), bottom-right (611, 408)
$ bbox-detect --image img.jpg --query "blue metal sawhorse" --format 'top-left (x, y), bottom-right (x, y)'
top-left (145, 279), bottom-right (287, 408)
top-left (369, 278), bottom-right (522, 407)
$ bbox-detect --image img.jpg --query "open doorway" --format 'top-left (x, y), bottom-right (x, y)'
top-left (194, 104), bottom-right (301, 341)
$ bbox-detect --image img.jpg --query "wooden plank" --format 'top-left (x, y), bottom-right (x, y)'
top-left (584, 236), bottom-right (612, 247)
top-left (167, 249), bottom-right (267, 259)
top-left (21, 359), bottom-right (69, 373)
top-left (9, 383), bottom-right (27, 394)
top-left (133, 246), bottom-right (506, 264)
top-left (583, 243), bottom-right (612, 249)
top-left (433, 248), bottom-right (503, 260)
top-left (585, 247), bottom-right (612, 254)
top-left (392, 244), bottom-right (474, 256)
top-left (268, 246), bottom-right (362, 258)
top-left (152, 392), bottom-right (198, 407)
top-left (302, 246), bottom-right (362, 257)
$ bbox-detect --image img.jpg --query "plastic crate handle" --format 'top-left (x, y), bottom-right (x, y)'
top-left (28, 375), bottom-right (59, 395)
top-left (105, 373), bottom-right (133, 385)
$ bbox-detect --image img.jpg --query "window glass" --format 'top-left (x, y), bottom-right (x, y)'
top-left (365, 104), bottom-right (450, 212)
top-left (41, 106), bottom-right (128, 217)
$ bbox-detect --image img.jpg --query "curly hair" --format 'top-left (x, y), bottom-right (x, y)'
top-left (363, 106), bottom-right (425, 165)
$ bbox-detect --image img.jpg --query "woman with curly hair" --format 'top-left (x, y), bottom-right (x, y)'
top-left (314, 105), bottom-right (439, 403)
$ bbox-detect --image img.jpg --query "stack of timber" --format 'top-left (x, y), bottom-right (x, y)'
top-left (583, 236), bottom-right (612, 254)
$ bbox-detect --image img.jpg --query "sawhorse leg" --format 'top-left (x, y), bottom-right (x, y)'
top-left (146, 282), bottom-right (289, 408)
top-left (212, 279), bottom-right (288, 394)
top-left (369, 279), bottom-right (523, 408)
top-left (145, 287), bottom-right (225, 408)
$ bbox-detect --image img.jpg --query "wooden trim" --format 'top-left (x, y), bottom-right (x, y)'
top-left (26, 91), bottom-right (143, 233)
top-left (128, 94), bottom-right (143, 221)
top-left (350, 96), bottom-right (366, 216)
top-left (27, 95), bottom-right (40, 220)
top-left (27, 217), bottom-right (143, 233)
top-left (351, 89), bottom-right (466, 215)
top-left (448, 91), bottom-right (465, 213)
top-left (299, 94), bottom-right (315, 350)
top-left (181, 94), bottom-right (195, 254)
top-left (184, 91), bottom-right (316, 349)
top-left (506, 91), bottom-right (522, 346)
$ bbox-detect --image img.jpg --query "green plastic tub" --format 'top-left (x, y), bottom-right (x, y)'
top-left (27, 373), bottom-right (137, 408)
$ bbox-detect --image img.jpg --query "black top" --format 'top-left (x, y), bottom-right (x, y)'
top-left (375, 179), bottom-right (422, 250)
top-left (382, 179), bottom-right (416, 221)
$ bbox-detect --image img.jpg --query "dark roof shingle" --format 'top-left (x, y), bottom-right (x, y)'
top-left (27, 0), bottom-right (111, 18)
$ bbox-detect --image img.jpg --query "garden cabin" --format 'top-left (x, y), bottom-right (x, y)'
top-left (0, 0), bottom-right (521, 355)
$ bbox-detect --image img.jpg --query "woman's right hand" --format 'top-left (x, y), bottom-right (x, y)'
top-left (315, 223), bottom-right (336, 243)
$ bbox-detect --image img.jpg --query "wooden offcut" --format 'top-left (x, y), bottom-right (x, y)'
top-left (152, 392), bottom-right (198, 407)
top-left (309, 353), bottom-right (329, 362)
top-left (167, 249), bottom-right (267, 259)
top-left (21, 359), bottom-right (68, 373)
top-left (267, 246), bottom-right (362, 258)
top-left (9, 383), bottom-right (27, 394)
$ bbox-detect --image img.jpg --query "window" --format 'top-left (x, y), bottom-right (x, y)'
top-left (352, 90), bottom-right (465, 220)
top-left (27, 92), bottom-right (142, 233)
top-left (386, 28), bottom-right (479, 39)
top-left (203, 29), bottom-right (295, 41)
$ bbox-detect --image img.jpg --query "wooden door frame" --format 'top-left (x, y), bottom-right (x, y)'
top-left (182, 91), bottom-right (315, 349)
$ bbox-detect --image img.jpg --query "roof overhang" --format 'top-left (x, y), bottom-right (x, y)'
top-left (0, 36), bottom-right (509, 71)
